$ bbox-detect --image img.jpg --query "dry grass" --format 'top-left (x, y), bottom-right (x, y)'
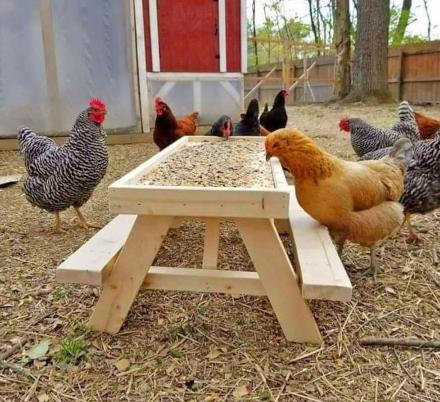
top-left (1, 103), bottom-right (440, 402)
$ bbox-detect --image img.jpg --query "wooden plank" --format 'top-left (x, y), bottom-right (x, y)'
top-left (134, 0), bottom-right (150, 132)
top-left (226, 0), bottom-right (242, 72)
top-left (146, 72), bottom-right (243, 81)
top-left (270, 158), bottom-right (352, 302)
top-left (39, 0), bottom-right (62, 131)
top-left (396, 50), bottom-right (404, 101)
top-left (56, 215), bottom-right (137, 286)
top-left (218, 0), bottom-right (227, 73)
top-left (141, 0), bottom-right (152, 71)
top-left (240, 0), bottom-right (247, 73)
top-left (148, 0), bottom-right (160, 71)
top-left (202, 219), bottom-right (221, 269)
top-left (89, 215), bottom-right (173, 334)
top-left (288, 188), bottom-right (352, 302)
top-left (156, 0), bottom-right (219, 72)
top-left (244, 66), bottom-right (277, 101)
top-left (288, 61), bottom-right (317, 92)
top-left (235, 218), bottom-right (322, 344)
top-left (110, 136), bottom-right (188, 187)
top-left (109, 186), bottom-right (290, 219)
top-left (143, 267), bottom-right (265, 295)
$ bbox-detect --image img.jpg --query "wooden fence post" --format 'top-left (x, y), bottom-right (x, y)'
top-left (396, 50), bottom-right (404, 101)
top-left (39, 0), bottom-right (62, 132)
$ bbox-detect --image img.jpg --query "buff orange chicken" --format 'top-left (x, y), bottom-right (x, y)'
top-left (265, 128), bottom-right (413, 280)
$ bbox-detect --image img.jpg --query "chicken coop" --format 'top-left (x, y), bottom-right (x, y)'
top-left (139, 0), bottom-right (247, 127)
top-left (0, 0), bottom-right (247, 144)
top-left (0, 1), bottom-right (139, 139)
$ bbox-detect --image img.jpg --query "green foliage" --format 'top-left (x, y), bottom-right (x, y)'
top-left (55, 339), bottom-right (87, 365)
top-left (388, 4), bottom-right (424, 45)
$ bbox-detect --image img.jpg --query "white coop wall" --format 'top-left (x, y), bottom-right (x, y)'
top-left (0, 0), bottom-right (138, 137)
top-left (147, 73), bottom-right (244, 125)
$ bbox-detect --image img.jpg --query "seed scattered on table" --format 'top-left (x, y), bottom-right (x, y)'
top-left (139, 140), bottom-right (274, 188)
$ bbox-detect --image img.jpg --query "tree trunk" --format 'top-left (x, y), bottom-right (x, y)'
top-left (333, 0), bottom-right (350, 98)
top-left (350, 0), bottom-right (391, 101)
top-left (252, 0), bottom-right (259, 68)
top-left (307, 0), bottom-right (321, 55)
top-left (392, 0), bottom-right (412, 45)
top-left (422, 0), bottom-right (431, 41)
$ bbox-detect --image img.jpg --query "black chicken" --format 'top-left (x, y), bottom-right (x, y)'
top-left (234, 99), bottom-right (260, 136)
top-left (259, 90), bottom-right (289, 132)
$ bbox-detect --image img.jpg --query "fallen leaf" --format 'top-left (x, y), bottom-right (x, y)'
top-left (27, 340), bottom-right (50, 360)
top-left (114, 358), bottom-right (130, 372)
top-left (206, 348), bottom-right (221, 360)
top-left (37, 393), bottom-right (50, 402)
top-left (385, 287), bottom-right (396, 295)
top-left (233, 385), bottom-right (249, 399)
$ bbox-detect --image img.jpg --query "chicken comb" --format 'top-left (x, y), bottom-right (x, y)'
top-left (154, 97), bottom-right (163, 105)
top-left (89, 98), bottom-right (106, 110)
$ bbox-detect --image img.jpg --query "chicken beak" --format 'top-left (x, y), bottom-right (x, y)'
top-left (265, 152), bottom-right (272, 162)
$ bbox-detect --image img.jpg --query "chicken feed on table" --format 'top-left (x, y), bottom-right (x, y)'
top-left (138, 139), bottom-right (274, 188)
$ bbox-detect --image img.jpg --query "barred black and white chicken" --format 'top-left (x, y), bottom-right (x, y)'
top-left (359, 134), bottom-right (440, 241)
top-left (339, 101), bottom-right (420, 157)
top-left (18, 98), bottom-right (108, 233)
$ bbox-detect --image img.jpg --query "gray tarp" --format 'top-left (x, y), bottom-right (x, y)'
top-left (0, 0), bottom-right (138, 137)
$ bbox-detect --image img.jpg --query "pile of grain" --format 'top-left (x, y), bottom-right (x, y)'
top-left (139, 140), bottom-right (274, 188)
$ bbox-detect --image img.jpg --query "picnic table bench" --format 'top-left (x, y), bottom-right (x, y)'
top-left (57, 136), bottom-right (352, 344)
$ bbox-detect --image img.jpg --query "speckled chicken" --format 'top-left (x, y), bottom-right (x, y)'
top-left (339, 101), bottom-right (419, 157)
top-left (18, 98), bottom-right (108, 233)
top-left (359, 136), bottom-right (440, 241)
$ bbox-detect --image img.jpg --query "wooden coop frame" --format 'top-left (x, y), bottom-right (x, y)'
top-left (57, 136), bottom-right (352, 344)
top-left (245, 36), bottom-right (335, 103)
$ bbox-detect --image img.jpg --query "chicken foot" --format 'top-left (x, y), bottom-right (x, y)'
top-left (73, 207), bottom-right (101, 230)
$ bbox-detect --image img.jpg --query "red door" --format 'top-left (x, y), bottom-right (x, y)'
top-left (157, 0), bottom-right (219, 72)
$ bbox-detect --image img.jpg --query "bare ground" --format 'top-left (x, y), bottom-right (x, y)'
top-left (1, 103), bottom-right (440, 402)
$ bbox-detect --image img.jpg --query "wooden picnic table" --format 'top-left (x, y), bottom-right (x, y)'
top-left (57, 136), bottom-right (352, 344)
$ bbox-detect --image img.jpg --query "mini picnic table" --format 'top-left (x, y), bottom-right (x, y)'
top-left (57, 136), bottom-right (352, 344)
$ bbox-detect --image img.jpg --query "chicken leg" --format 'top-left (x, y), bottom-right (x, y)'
top-left (404, 213), bottom-right (422, 243)
top-left (73, 207), bottom-right (101, 229)
top-left (368, 247), bottom-right (379, 282)
top-left (51, 212), bottom-right (65, 234)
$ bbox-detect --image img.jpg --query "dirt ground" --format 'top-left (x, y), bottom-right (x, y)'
top-left (1, 103), bottom-right (440, 402)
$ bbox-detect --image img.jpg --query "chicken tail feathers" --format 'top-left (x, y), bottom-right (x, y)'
top-left (397, 101), bottom-right (416, 125)
top-left (386, 137), bottom-right (414, 170)
top-left (17, 127), bottom-right (58, 172)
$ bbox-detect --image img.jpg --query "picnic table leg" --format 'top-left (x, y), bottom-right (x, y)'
top-left (202, 218), bottom-right (221, 269)
top-left (89, 215), bottom-right (173, 334)
top-left (235, 218), bottom-right (322, 344)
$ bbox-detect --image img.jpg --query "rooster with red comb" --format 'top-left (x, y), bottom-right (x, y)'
top-left (17, 98), bottom-right (109, 233)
